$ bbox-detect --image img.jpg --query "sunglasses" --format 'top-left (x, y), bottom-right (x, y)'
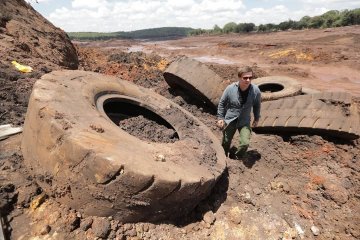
top-left (242, 76), bottom-right (253, 80)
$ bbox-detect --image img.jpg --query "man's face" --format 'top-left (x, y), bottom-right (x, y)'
top-left (239, 71), bottom-right (253, 88)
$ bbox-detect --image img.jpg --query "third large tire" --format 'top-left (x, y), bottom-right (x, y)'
top-left (254, 92), bottom-right (360, 140)
top-left (252, 76), bottom-right (302, 101)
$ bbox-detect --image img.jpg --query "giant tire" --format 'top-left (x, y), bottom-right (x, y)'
top-left (21, 70), bottom-right (227, 222)
top-left (254, 92), bottom-right (360, 140)
top-left (163, 56), bottom-right (228, 109)
top-left (252, 76), bottom-right (302, 101)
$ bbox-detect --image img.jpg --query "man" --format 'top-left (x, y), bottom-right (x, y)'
top-left (217, 66), bottom-right (261, 159)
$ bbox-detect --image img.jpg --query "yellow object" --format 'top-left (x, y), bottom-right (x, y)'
top-left (11, 60), bottom-right (33, 73)
top-left (268, 48), bottom-right (314, 61)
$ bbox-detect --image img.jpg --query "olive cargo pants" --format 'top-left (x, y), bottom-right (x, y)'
top-left (222, 120), bottom-right (251, 158)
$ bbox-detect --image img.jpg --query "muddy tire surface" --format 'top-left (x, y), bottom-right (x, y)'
top-left (252, 76), bottom-right (302, 101)
top-left (255, 92), bottom-right (360, 140)
top-left (163, 56), bottom-right (228, 108)
top-left (21, 70), bottom-right (226, 222)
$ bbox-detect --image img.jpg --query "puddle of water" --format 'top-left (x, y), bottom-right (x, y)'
top-left (193, 56), bottom-right (235, 65)
top-left (163, 46), bottom-right (198, 50)
top-left (126, 45), bottom-right (144, 52)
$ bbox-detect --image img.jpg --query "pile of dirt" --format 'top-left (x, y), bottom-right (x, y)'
top-left (119, 115), bottom-right (178, 143)
top-left (78, 47), bottom-right (168, 89)
top-left (0, 0), bottom-right (79, 126)
top-left (0, 0), bottom-right (78, 69)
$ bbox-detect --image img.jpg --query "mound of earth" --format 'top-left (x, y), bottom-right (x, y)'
top-left (0, 0), bottom-right (79, 126)
top-left (0, 0), bottom-right (78, 69)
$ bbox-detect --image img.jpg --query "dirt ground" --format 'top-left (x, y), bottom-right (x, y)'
top-left (1, 5), bottom-right (360, 239)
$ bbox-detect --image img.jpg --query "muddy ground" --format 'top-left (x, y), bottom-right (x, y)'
top-left (1, 25), bottom-right (360, 239)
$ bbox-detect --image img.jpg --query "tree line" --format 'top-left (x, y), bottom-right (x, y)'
top-left (68, 27), bottom-right (193, 41)
top-left (68, 9), bottom-right (359, 40)
top-left (189, 8), bottom-right (360, 36)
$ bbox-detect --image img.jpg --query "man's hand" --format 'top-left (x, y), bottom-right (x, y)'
top-left (252, 120), bottom-right (258, 128)
top-left (216, 119), bottom-right (225, 129)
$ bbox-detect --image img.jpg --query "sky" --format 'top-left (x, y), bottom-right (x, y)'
top-left (26, 0), bottom-right (360, 32)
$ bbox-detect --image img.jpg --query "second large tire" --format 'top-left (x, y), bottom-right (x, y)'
top-left (21, 70), bottom-right (227, 222)
top-left (163, 56), bottom-right (228, 109)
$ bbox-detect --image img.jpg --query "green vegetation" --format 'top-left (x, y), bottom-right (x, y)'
top-left (189, 8), bottom-right (360, 36)
top-left (67, 9), bottom-right (359, 40)
top-left (68, 27), bottom-right (193, 40)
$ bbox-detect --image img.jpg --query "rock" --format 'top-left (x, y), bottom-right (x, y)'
top-left (270, 181), bottom-right (284, 191)
top-left (48, 211), bottom-right (61, 225)
top-left (30, 193), bottom-right (47, 210)
top-left (123, 223), bottom-right (133, 231)
top-left (116, 233), bottom-right (126, 240)
top-left (148, 223), bottom-right (156, 230)
top-left (294, 222), bottom-right (305, 239)
top-left (40, 224), bottom-right (51, 235)
top-left (155, 154), bottom-right (166, 162)
top-left (282, 183), bottom-right (290, 193)
top-left (229, 207), bottom-right (242, 224)
top-left (65, 210), bottom-right (81, 232)
top-left (243, 192), bottom-right (255, 205)
top-left (322, 181), bottom-right (349, 205)
top-left (111, 220), bottom-right (119, 231)
top-left (92, 218), bottom-right (111, 238)
top-left (203, 211), bottom-right (216, 225)
top-left (126, 228), bottom-right (137, 237)
top-left (80, 217), bottom-right (93, 231)
top-left (136, 224), bottom-right (144, 234)
top-left (143, 223), bottom-right (150, 232)
top-left (253, 188), bottom-right (262, 195)
top-left (311, 225), bottom-right (320, 236)
top-left (107, 230), bottom-right (116, 239)
top-left (283, 227), bottom-right (297, 240)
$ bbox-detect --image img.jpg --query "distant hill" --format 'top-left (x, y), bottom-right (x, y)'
top-left (67, 27), bottom-right (194, 41)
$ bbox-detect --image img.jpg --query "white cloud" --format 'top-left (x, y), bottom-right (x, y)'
top-left (300, 0), bottom-right (360, 9)
top-left (35, 0), bottom-right (360, 32)
top-left (168, 0), bottom-right (195, 10)
top-left (243, 5), bottom-right (290, 24)
top-left (45, 0), bottom-right (248, 31)
top-left (72, 0), bottom-right (109, 9)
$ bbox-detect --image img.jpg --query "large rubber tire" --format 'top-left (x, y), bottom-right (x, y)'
top-left (254, 92), bottom-right (360, 140)
top-left (21, 70), bottom-right (227, 222)
top-left (163, 56), bottom-right (228, 109)
top-left (252, 76), bottom-right (302, 101)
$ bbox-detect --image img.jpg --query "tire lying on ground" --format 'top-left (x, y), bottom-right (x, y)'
top-left (163, 56), bottom-right (228, 109)
top-left (21, 70), bottom-right (227, 222)
top-left (254, 91), bottom-right (360, 140)
top-left (252, 76), bottom-right (302, 101)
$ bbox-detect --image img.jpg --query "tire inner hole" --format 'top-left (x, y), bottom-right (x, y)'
top-left (258, 83), bottom-right (284, 93)
top-left (103, 99), bottom-right (179, 143)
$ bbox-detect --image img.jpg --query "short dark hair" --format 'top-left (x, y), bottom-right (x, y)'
top-left (237, 66), bottom-right (254, 78)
